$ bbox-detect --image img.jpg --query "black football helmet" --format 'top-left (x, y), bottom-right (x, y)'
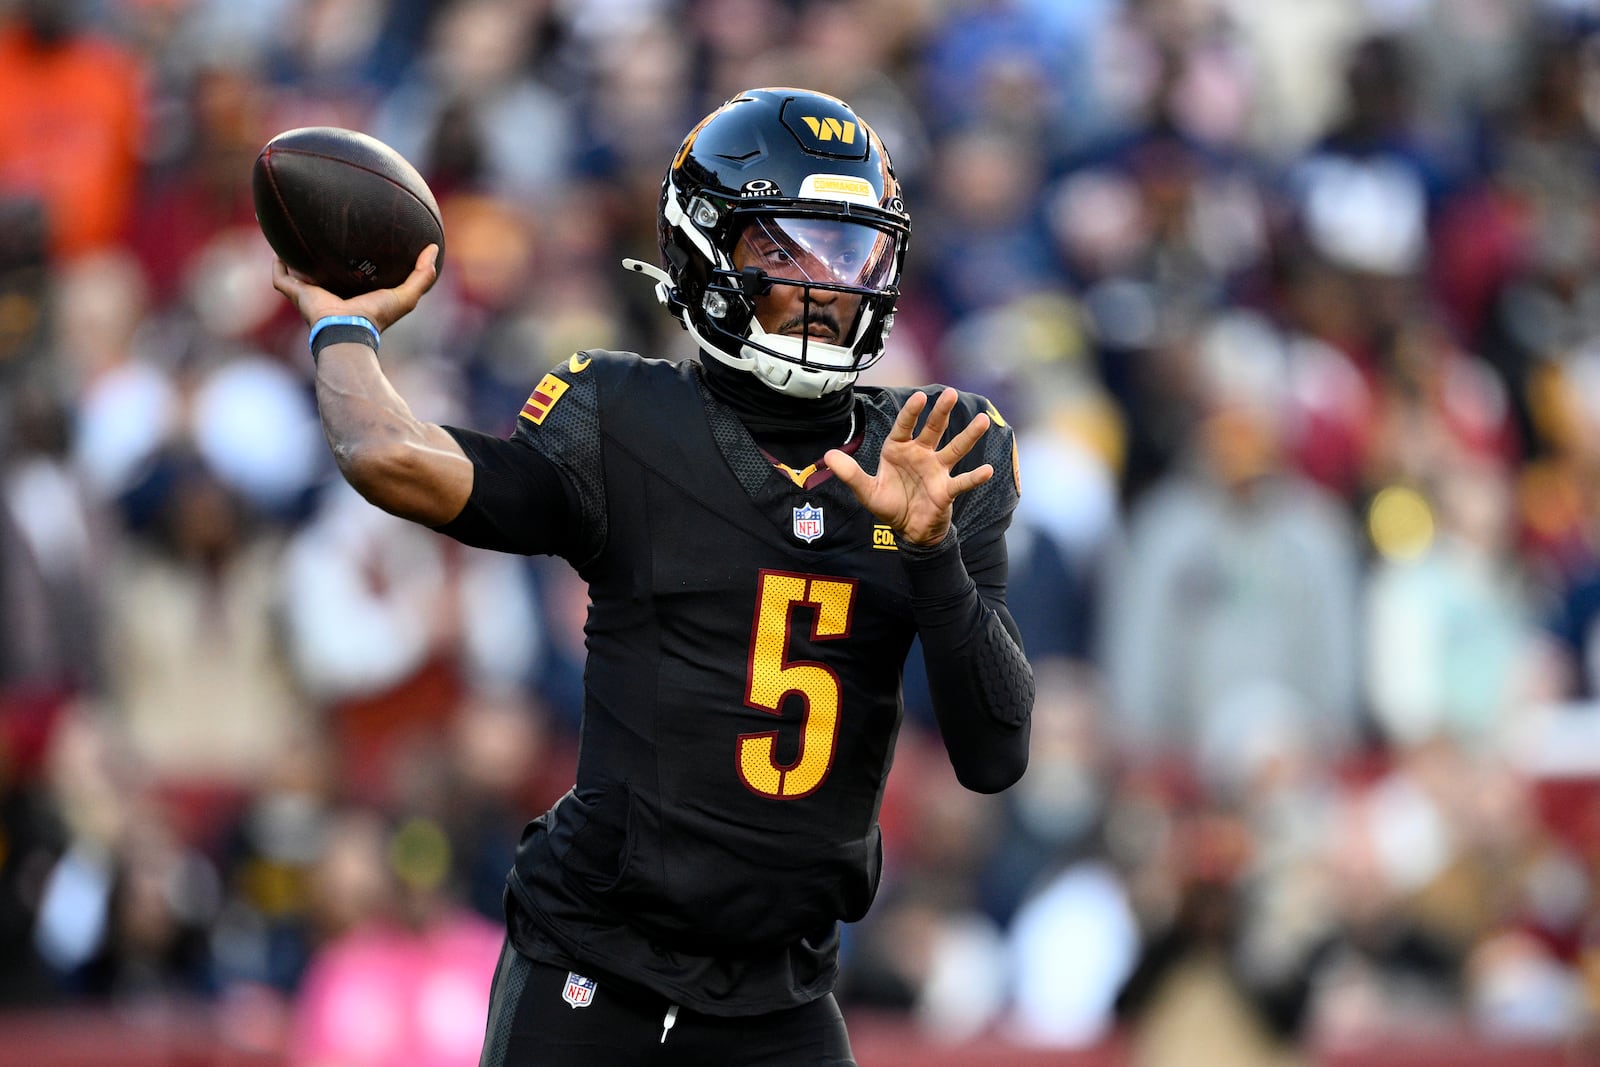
top-left (624, 87), bottom-right (910, 398)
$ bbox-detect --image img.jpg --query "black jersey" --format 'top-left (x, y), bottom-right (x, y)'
top-left (441, 350), bottom-right (1025, 1016)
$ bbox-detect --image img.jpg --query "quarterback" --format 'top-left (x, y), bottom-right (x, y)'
top-left (272, 87), bottom-right (1035, 1067)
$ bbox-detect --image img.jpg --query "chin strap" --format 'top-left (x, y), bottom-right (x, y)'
top-left (623, 257), bottom-right (853, 398)
top-left (624, 256), bottom-right (717, 359)
top-left (622, 258), bottom-right (674, 308)
top-left (621, 258), bottom-right (670, 283)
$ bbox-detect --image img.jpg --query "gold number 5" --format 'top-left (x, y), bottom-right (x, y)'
top-left (738, 571), bottom-right (856, 798)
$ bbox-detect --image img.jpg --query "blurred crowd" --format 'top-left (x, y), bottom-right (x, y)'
top-left (7, 0), bottom-right (1600, 1063)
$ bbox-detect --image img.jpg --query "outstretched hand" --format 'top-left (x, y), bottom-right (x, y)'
top-left (272, 244), bottom-right (440, 333)
top-left (825, 387), bottom-right (993, 546)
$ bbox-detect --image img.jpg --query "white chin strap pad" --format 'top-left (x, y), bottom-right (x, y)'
top-left (739, 331), bottom-right (856, 398)
top-left (740, 350), bottom-right (854, 398)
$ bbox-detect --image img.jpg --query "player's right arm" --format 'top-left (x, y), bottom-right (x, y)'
top-left (272, 246), bottom-right (473, 527)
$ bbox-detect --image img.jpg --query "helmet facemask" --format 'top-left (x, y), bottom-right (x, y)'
top-left (697, 214), bottom-right (901, 398)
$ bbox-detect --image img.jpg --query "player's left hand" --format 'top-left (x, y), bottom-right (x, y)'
top-left (825, 387), bottom-right (993, 546)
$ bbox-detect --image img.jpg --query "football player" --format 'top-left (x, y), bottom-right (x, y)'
top-left (273, 87), bottom-right (1035, 1067)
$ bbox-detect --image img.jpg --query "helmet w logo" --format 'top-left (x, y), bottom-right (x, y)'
top-left (801, 116), bottom-right (856, 144)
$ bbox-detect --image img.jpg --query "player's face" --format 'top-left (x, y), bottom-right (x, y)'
top-left (732, 218), bottom-right (894, 346)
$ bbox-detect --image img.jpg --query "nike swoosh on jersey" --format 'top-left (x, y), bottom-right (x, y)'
top-left (569, 354), bottom-right (592, 373)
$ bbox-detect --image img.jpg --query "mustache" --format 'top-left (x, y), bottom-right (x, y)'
top-left (775, 311), bottom-right (841, 342)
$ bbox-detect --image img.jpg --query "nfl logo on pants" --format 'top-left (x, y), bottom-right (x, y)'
top-left (563, 971), bottom-right (597, 1008)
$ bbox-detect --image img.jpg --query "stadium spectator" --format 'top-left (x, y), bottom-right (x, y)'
top-left (0, 0), bottom-right (145, 260)
top-left (4, 3), bottom-right (1600, 1062)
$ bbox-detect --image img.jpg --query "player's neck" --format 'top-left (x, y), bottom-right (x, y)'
top-left (700, 356), bottom-right (853, 443)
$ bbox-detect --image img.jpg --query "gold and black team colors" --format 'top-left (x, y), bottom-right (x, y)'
top-left (440, 351), bottom-right (1031, 1039)
top-left (270, 84), bottom-right (1036, 1067)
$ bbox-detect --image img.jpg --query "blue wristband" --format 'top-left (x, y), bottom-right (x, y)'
top-left (309, 315), bottom-right (380, 360)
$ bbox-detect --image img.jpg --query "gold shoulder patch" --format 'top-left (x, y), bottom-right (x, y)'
top-left (519, 372), bottom-right (570, 426)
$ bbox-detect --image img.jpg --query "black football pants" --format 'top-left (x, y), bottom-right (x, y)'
top-left (477, 941), bottom-right (857, 1067)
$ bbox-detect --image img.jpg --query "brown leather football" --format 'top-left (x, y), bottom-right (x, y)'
top-left (252, 126), bottom-right (444, 298)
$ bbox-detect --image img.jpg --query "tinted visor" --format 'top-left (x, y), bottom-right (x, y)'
top-left (734, 217), bottom-right (898, 290)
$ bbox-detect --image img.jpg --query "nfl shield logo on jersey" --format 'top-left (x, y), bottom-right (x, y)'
top-left (793, 502), bottom-right (824, 543)
top-left (562, 971), bottom-right (598, 1008)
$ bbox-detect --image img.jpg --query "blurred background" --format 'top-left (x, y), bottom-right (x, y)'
top-left (6, 0), bottom-right (1600, 1064)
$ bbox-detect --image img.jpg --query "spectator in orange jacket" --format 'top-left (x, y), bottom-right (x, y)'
top-left (0, 0), bottom-right (145, 260)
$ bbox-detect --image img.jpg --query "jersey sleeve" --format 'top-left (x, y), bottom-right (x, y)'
top-left (508, 353), bottom-right (609, 565)
top-left (950, 393), bottom-right (1021, 540)
top-left (906, 390), bottom-right (1033, 793)
top-left (433, 427), bottom-right (580, 556)
top-left (435, 352), bottom-right (609, 565)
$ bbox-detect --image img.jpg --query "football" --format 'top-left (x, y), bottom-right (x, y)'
top-left (252, 126), bottom-right (444, 298)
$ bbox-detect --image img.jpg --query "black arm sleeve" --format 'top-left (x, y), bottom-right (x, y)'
top-left (431, 426), bottom-right (583, 557)
top-left (903, 523), bottom-right (1034, 794)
